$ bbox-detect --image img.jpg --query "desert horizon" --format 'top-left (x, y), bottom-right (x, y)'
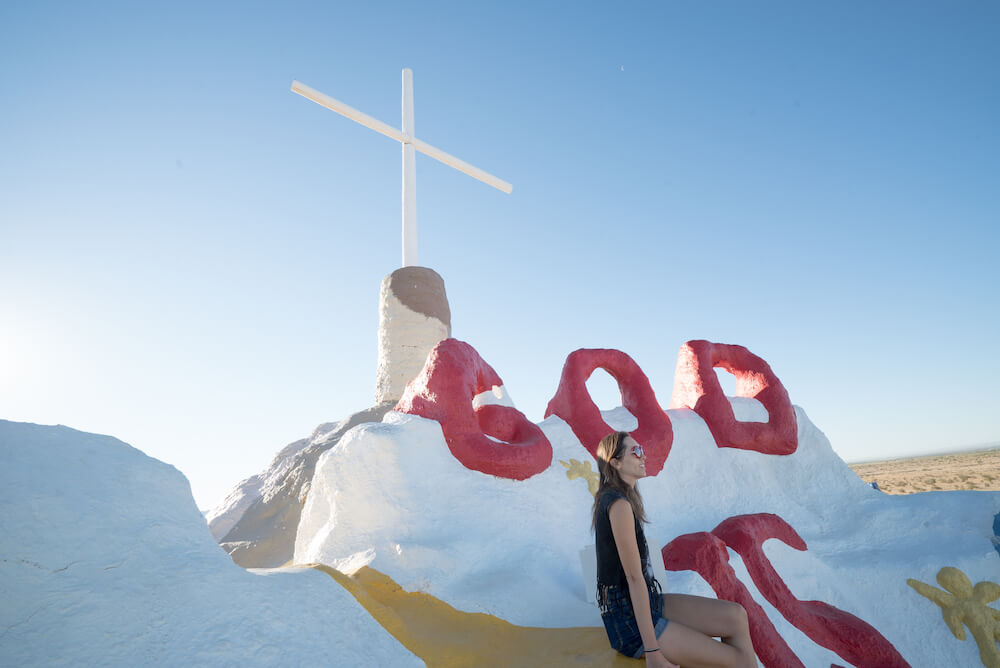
top-left (848, 446), bottom-right (1000, 494)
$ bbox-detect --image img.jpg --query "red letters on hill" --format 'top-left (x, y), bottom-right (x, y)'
top-left (664, 515), bottom-right (910, 668)
top-left (711, 514), bottom-right (910, 668)
top-left (661, 530), bottom-right (806, 668)
top-left (396, 337), bottom-right (797, 481)
top-left (394, 338), bottom-right (908, 667)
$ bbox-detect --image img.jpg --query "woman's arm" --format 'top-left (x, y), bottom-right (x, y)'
top-left (608, 498), bottom-right (660, 653)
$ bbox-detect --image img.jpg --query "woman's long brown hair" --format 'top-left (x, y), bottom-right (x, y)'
top-left (591, 430), bottom-right (648, 531)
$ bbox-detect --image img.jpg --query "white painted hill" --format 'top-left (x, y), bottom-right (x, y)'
top-left (0, 420), bottom-right (422, 666)
top-left (295, 399), bottom-right (1000, 667)
top-left (3, 387), bottom-right (998, 667)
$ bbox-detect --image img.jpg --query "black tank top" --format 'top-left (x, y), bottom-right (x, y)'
top-left (594, 488), bottom-right (652, 590)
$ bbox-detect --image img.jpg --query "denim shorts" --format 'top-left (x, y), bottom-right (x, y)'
top-left (599, 581), bottom-right (669, 658)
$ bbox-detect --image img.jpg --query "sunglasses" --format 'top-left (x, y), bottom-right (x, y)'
top-left (628, 444), bottom-right (645, 459)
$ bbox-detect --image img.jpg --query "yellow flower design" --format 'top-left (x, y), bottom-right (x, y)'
top-left (560, 458), bottom-right (599, 497)
top-left (908, 567), bottom-right (1000, 668)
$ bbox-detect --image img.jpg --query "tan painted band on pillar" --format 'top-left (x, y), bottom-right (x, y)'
top-left (388, 266), bottom-right (451, 326)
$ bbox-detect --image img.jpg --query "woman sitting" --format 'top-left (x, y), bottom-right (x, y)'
top-left (593, 431), bottom-right (758, 667)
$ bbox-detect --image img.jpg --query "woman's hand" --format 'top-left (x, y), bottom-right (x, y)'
top-left (645, 649), bottom-right (679, 668)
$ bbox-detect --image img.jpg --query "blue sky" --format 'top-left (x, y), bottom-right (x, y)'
top-left (2, 1), bottom-right (997, 509)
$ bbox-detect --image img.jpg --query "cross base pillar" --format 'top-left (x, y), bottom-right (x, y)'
top-left (375, 266), bottom-right (452, 405)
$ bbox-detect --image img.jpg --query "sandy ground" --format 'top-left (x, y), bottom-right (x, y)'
top-left (849, 447), bottom-right (1000, 494)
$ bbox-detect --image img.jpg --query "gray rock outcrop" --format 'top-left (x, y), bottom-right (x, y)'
top-left (207, 403), bottom-right (393, 568)
top-left (210, 266), bottom-right (453, 568)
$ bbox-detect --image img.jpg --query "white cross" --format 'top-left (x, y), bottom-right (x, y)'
top-left (291, 69), bottom-right (512, 268)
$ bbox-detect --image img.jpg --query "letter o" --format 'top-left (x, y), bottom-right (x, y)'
top-left (544, 348), bottom-right (672, 476)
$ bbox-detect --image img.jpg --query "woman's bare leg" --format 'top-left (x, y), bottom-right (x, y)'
top-left (660, 593), bottom-right (757, 668)
top-left (656, 619), bottom-right (744, 668)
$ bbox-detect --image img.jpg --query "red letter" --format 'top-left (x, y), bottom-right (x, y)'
top-left (670, 340), bottom-right (797, 455)
top-left (661, 531), bottom-right (806, 668)
top-left (712, 514), bottom-right (910, 668)
top-left (544, 348), bottom-right (672, 475)
top-left (395, 339), bottom-right (552, 480)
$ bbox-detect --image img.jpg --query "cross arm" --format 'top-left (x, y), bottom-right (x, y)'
top-left (292, 80), bottom-right (404, 143)
top-left (291, 79), bottom-right (512, 194)
top-left (409, 136), bottom-right (512, 194)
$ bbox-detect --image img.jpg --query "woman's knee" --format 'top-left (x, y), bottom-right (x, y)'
top-left (723, 600), bottom-right (748, 631)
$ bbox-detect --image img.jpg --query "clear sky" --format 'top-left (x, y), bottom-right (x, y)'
top-left (2, 1), bottom-right (998, 510)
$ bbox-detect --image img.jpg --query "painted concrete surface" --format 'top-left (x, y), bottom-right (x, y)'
top-left (295, 339), bottom-right (1000, 667)
top-left (0, 420), bottom-right (422, 667)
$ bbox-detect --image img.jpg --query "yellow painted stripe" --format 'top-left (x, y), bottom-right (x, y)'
top-left (309, 564), bottom-right (637, 667)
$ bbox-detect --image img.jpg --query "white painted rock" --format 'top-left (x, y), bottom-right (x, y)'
top-left (0, 420), bottom-right (423, 667)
